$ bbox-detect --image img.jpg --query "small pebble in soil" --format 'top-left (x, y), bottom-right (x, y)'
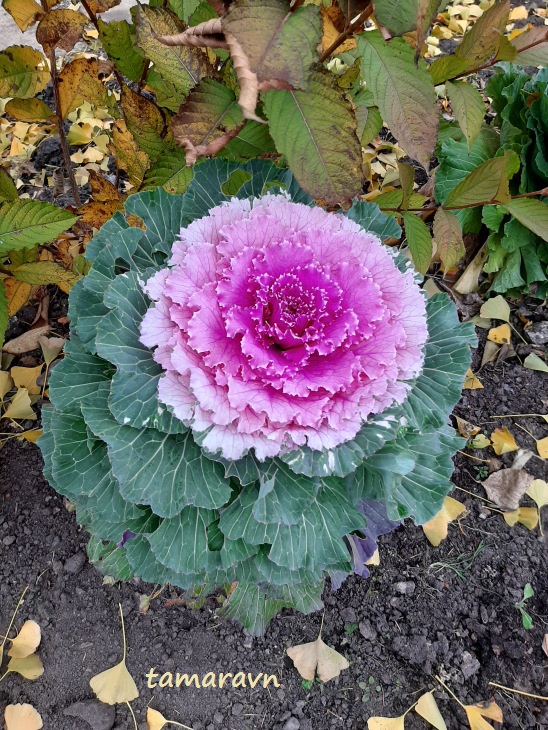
top-left (282, 718), bottom-right (300, 730)
top-left (393, 581), bottom-right (416, 595)
top-left (231, 702), bottom-right (244, 716)
top-left (64, 551), bottom-right (86, 574)
top-left (460, 650), bottom-right (481, 679)
top-left (64, 699), bottom-right (115, 730)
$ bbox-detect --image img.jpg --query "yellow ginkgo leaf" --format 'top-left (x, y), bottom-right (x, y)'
top-left (480, 295), bottom-right (510, 322)
top-left (7, 653), bottom-right (44, 680)
top-left (463, 700), bottom-right (503, 730)
top-left (455, 417), bottom-right (480, 438)
top-left (526, 479), bottom-right (548, 509)
top-left (535, 437), bottom-right (548, 459)
top-left (8, 620), bottom-right (41, 658)
top-left (422, 496), bottom-right (466, 547)
top-left (508, 5), bottom-right (528, 19)
top-left (366, 548), bottom-right (380, 566)
top-left (10, 366), bottom-right (43, 396)
top-left (4, 703), bottom-right (43, 730)
top-left (146, 707), bottom-right (192, 730)
top-left (90, 658), bottom-right (139, 705)
top-left (38, 336), bottom-right (64, 367)
top-left (491, 427), bottom-right (518, 455)
top-left (470, 434), bottom-right (491, 449)
top-left (503, 507), bottom-right (539, 530)
top-left (464, 368), bottom-right (483, 390)
top-left (0, 370), bottom-right (14, 399)
top-left (287, 632), bottom-right (349, 683)
top-left (487, 323), bottom-right (511, 345)
top-left (367, 716), bottom-right (406, 730)
top-left (415, 691), bottom-right (448, 730)
top-left (18, 429), bottom-right (43, 443)
top-left (1, 388), bottom-right (36, 421)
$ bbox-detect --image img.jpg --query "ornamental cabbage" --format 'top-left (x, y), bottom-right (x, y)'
top-left (40, 160), bottom-right (475, 635)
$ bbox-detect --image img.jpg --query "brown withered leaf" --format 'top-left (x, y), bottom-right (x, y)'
top-left (108, 120), bottom-right (150, 190)
top-left (482, 468), bottom-right (534, 510)
top-left (2, 0), bottom-right (44, 32)
top-left (88, 170), bottom-right (120, 202)
top-left (433, 208), bottom-right (465, 270)
top-left (2, 325), bottom-right (51, 355)
top-left (78, 201), bottom-right (123, 230)
top-left (120, 85), bottom-right (170, 161)
top-left (3, 278), bottom-right (33, 318)
top-left (36, 9), bottom-right (89, 55)
top-left (58, 58), bottom-right (116, 120)
top-left (87, 0), bottom-right (121, 13)
top-left (321, 6), bottom-right (357, 56)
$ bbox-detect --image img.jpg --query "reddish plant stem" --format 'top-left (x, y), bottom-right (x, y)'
top-left (449, 36), bottom-right (548, 82)
top-left (137, 60), bottom-right (151, 93)
top-left (380, 187), bottom-right (548, 214)
top-left (319, 4), bottom-right (373, 62)
top-left (48, 49), bottom-right (81, 207)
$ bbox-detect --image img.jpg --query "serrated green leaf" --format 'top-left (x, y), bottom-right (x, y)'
top-left (98, 18), bottom-right (146, 83)
top-left (354, 100), bottom-right (383, 147)
top-left (501, 198), bottom-right (548, 242)
top-left (345, 200), bottom-right (402, 241)
top-left (0, 201), bottom-right (78, 256)
top-left (222, 0), bottom-right (321, 89)
top-left (358, 32), bottom-right (438, 170)
top-left (135, 6), bottom-right (212, 99)
top-left (263, 69), bottom-right (362, 206)
top-left (511, 26), bottom-right (548, 67)
top-left (444, 150), bottom-right (519, 207)
top-left (143, 148), bottom-right (194, 194)
top-left (120, 84), bottom-right (172, 163)
top-left (432, 207), bottom-right (464, 270)
top-left (0, 45), bottom-right (49, 99)
top-left (402, 212), bottom-right (433, 274)
top-left (9, 260), bottom-right (79, 285)
top-left (167, 0), bottom-right (202, 22)
top-left (171, 78), bottom-right (243, 147)
top-left (221, 120), bottom-right (276, 160)
top-left (445, 81), bottom-right (485, 150)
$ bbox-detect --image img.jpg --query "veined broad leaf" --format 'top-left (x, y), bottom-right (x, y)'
top-left (511, 26), bottom-right (548, 67)
top-left (222, 0), bottom-right (321, 89)
top-left (0, 283), bottom-right (8, 349)
top-left (433, 208), bottom-right (465, 270)
top-left (135, 6), bottom-right (213, 98)
top-left (444, 150), bottom-right (520, 208)
top-left (98, 18), bottom-right (146, 83)
top-left (501, 198), bottom-right (548, 242)
top-left (36, 9), bottom-right (89, 54)
top-left (144, 148), bottom-right (194, 194)
top-left (402, 212), bottom-right (433, 275)
top-left (358, 31), bottom-right (438, 170)
top-left (120, 84), bottom-right (172, 163)
top-left (0, 46), bottom-right (49, 99)
top-left (263, 69), bottom-right (363, 206)
top-left (0, 169), bottom-right (19, 202)
top-left (346, 200), bottom-right (402, 241)
top-left (0, 201), bottom-right (78, 256)
top-left (2, 0), bottom-right (44, 31)
top-left (445, 81), bottom-right (485, 150)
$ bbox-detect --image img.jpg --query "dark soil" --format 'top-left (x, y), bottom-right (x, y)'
top-left (1, 340), bottom-right (547, 730)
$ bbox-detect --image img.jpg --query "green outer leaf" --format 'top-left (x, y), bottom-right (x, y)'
top-left (48, 336), bottom-right (113, 410)
top-left (252, 461), bottom-right (321, 526)
top-left (135, 6), bottom-right (212, 98)
top-left (222, 0), bottom-right (321, 89)
top-left (511, 26), bottom-right (548, 67)
top-left (402, 212), bottom-right (433, 275)
top-left (220, 120), bottom-right (276, 160)
top-left (501, 198), bottom-right (548, 242)
top-left (0, 200), bottom-right (78, 256)
top-left (148, 507), bottom-right (221, 574)
top-left (432, 207), bottom-right (465, 270)
top-left (0, 282), bottom-right (8, 349)
top-left (87, 537), bottom-right (134, 581)
top-left (97, 18), bottom-right (146, 83)
top-left (345, 200), bottom-right (402, 240)
top-left (354, 97), bottom-right (383, 147)
top-left (373, 0), bottom-right (420, 37)
top-left (444, 150), bottom-right (519, 207)
top-left (263, 69), bottom-right (363, 207)
top-left (402, 294), bottom-right (476, 431)
top-left (445, 81), bottom-right (485, 150)
top-left (0, 45), bottom-right (49, 99)
top-left (358, 32), bottom-right (438, 170)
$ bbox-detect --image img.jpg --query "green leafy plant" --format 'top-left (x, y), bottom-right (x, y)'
top-left (39, 159), bottom-right (475, 634)
top-left (514, 582), bottom-right (534, 629)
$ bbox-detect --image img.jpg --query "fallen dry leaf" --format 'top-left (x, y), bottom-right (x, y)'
top-left (10, 366), bottom-right (43, 396)
top-left (526, 479), bottom-right (548, 509)
top-left (2, 388), bottom-right (37, 422)
top-left (38, 336), bottom-right (64, 366)
top-left (2, 325), bottom-right (51, 355)
top-left (487, 324), bottom-right (511, 345)
top-left (4, 703), bottom-right (43, 730)
top-left (503, 507), bottom-right (539, 530)
top-left (8, 620), bottom-right (41, 659)
top-left (535, 437), bottom-right (548, 459)
top-left (470, 434), bottom-right (491, 449)
top-left (464, 368), bottom-right (483, 390)
top-left (422, 496), bottom-right (466, 546)
top-left (491, 427), bottom-right (519, 455)
top-left (415, 691), bottom-right (447, 730)
top-left (7, 653), bottom-right (44, 680)
top-left (146, 707), bottom-right (192, 730)
top-left (542, 634), bottom-right (548, 657)
top-left (367, 715), bottom-right (406, 730)
top-left (482, 468), bottom-right (533, 510)
top-left (287, 630), bottom-right (349, 683)
top-left (509, 5), bottom-right (528, 19)
top-left (480, 295), bottom-right (510, 323)
top-left (0, 371), bottom-right (14, 399)
top-left (17, 429), bottom-right (43, 443)
top-left (523, 353), bottom-right (548, 373)
top-left (463, 700), bottom-right (503, 730)
top-left (481, 341), bottom-right (500, 367)
top-left (456, 417), bottom-right (480, 438)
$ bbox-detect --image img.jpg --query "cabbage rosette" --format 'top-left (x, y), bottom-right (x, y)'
top-left (40, 160), bottom-right (475, 634)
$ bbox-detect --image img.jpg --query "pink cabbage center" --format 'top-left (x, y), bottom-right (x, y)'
top-left (139, 195), bottom-right (428, 461)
